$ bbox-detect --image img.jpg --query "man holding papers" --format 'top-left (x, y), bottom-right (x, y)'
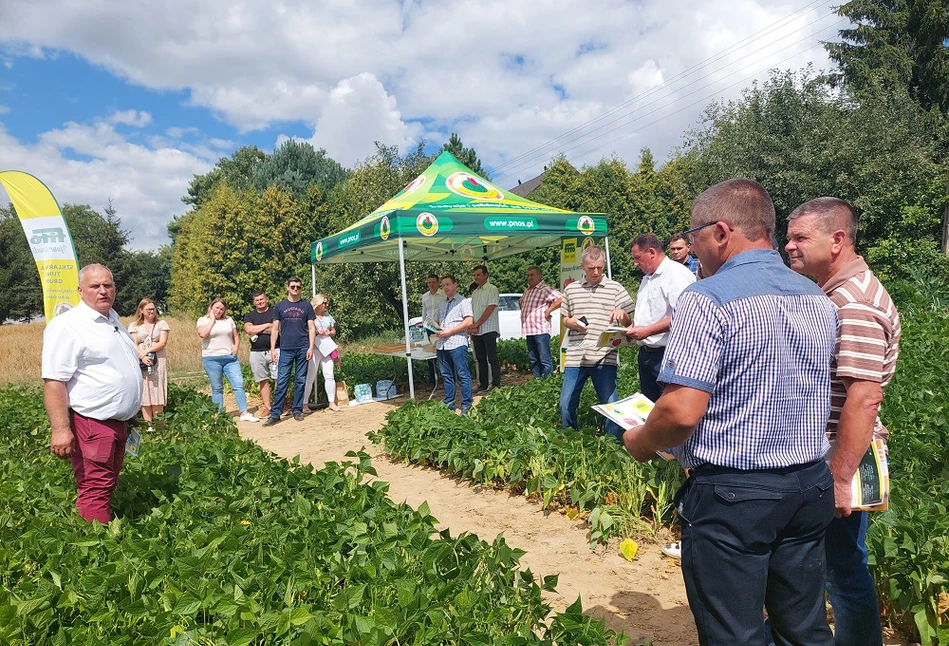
top-left (623, 179), bottom-right (839, 646)
top-left (625, 233), bottom-right (695, 402)
top-left (787, 197), bottom-right (901, 646)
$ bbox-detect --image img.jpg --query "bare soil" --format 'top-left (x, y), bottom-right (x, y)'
top-left (230, 393), bottom-right (907, 646)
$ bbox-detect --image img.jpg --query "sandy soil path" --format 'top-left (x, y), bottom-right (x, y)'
top-left (232, 395), bottom-right (906, 646)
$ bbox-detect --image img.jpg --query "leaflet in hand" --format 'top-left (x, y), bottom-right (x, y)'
top-left (125, 428), bottom-right (142, 458)
top-left (850, 438), bottom-right (890, 511)
top-left (598, 326), bottom-right (637, 348)
top-left (422, 317), bottom-right (442, 333)
top-left (592, 393), bottom-right (675, 460)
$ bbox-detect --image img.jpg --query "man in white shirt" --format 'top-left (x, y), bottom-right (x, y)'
top-left (626, 233), bottom-right (696, 402)
top-left (421, 274), bottom-right (444, 383)
top-left (42, 264), bottom-right (143, 523)
top-left (470, 265), bottom-right (501, 392)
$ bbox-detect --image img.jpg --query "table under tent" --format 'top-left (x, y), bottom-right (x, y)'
top-left (309, 151), bottom-right (612, 399)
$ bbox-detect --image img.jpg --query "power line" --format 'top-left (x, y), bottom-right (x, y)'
top-left (486, 0), bottom-right (838, 180)
top-left (493, 17), bottom-right (845, 183)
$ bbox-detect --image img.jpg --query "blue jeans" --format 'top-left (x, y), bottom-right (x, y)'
top-left (679, 460), bottom-right (835, 646)
top-left (202, 354), bottom-right (248, 413)
top-left (526, 334), bottom-right (553, 378)
top-left (559, 364), bottom-right (622, 441)
top-left (270, 347), bottom-right (308, 418)
top-left (825, 512), bottom-right (882, 646)
top-left (437, 346), bottom-right (472, 413)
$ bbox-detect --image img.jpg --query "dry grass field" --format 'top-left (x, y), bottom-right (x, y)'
top-left (0, 314), bottom-right (250, 386)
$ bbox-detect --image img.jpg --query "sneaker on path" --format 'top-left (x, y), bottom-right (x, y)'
top-left (662, 541), bottom-right (681, 559)
top-left (239, 412), bottom-right (259, 423)
top-left (262, 417), bottom-right (280, 427)
top-left (293, 413), bottom-right (304, 421)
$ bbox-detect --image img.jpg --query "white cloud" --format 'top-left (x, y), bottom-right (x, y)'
top-left (306, 73), bottom-right (421, 167)
top-left (0, 0), bottom-right (844, 237)
top-left (0, 105), bottom-right (8, 115)
top-left (0, 120), bottom-right (213, 250)
top-left (108, 109), bottom-right (151, 127)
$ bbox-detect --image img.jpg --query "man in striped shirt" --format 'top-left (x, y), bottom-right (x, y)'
top-left (560, 245), bottom-right (634, 442)
top-left (520, 266), bottom-right (563, 378)
top-left (435, 275), bottom-right (475, 415)
top-left (623, 179), bottom-right (838, 645)
top-left (787, 197), bottom-right (900, 646)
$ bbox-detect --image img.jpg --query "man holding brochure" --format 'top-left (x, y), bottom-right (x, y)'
top-left (623, 179), bottom-right (839, 646)
top-left (560, 245), bottom-right (634, 442)
top-left (786, 197), bottom-right (900, 646)
top-left (625, 233), bottom-right (695, 402)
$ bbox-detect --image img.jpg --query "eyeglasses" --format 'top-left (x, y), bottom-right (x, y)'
top-left (680, 221), bottom-right (733, 244)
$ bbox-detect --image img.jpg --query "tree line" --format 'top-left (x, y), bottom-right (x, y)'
top-left (1, 0), bottom-right (946, 327)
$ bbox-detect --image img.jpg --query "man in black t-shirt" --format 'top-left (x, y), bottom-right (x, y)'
top-left (243, 291), bottom-right (277, 417)
top-left (263, 277), bottom-right (316, 425)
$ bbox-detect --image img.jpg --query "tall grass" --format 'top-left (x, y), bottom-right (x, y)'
top-left (0, 314), bottom-right (248, 386)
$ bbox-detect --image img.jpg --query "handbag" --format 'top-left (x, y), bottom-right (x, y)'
top-left (137, 323), bottom-right (159, 371)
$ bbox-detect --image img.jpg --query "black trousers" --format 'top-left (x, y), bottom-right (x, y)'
top-left (677, 460), bottom-right (835, 646)
top-left (637, 345), bottom-right (665, 403)
top-left (472, 331), bottom-right (500, 389)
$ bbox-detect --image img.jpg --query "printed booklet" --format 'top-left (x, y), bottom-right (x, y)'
top-left (851, 438), bottom-right (890, 511)
top-left (592, 393), bottom-right (676, 460)
top-left (125, 428), bottom-right (141, 458)
top-left (422, 317), bottom-right (442, 333)
top-left (598, 326), bottom-right (637, 348)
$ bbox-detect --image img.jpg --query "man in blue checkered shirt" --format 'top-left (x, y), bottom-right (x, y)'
top-left (623, 179), bottom-right (839, 646)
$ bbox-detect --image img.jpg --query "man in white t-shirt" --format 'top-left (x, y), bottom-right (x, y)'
top-left (625, 233), bottom-right (696, 402)
top-left (42, 263), bottom-right (143, 523)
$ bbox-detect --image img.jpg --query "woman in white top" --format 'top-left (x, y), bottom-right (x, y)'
top-left (195, 298), bottom-right (258, 422)
top-left (303, 294), bottom-right (340, 411)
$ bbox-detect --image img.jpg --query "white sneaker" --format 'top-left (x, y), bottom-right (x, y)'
top-left (146, 426), bottom-right (155, 434)
top-left (239, 412), bottom-right (259, 423)
top-left (662, 541), bottom-right (682, 559)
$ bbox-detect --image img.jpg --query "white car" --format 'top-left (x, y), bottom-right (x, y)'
top-left (497, 293), bottom-right (561, 340)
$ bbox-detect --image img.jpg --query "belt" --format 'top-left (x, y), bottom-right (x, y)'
top-left (639, 345), bottom-right (665, 353)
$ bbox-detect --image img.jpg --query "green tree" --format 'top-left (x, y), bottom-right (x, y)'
top-left (253, 139), bottom-right (348, 199)
top-left (825, 0), bottom-right (949, 111)
top-left (681, 68), bottom-right (948, 279)
top-left (182, 145), bottom-right (266, 210)
top-left (442, 133), bottom-right (488, 178)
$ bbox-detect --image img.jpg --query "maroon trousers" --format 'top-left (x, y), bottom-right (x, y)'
top-left (68, 411), bottom-right (128, 523)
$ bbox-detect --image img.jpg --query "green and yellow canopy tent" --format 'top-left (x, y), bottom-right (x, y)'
top-left (309, 151), bottom-right (613, 398)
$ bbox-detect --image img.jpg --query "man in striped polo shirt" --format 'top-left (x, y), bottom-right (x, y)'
top-left (520, 266), bottom-right (563, 378)
top-left (623, 179), bottom-right (839, 645)
top-left (560, 245), bottom-right (634, 442)
top-left (787, 197), bottom-right (900, 646)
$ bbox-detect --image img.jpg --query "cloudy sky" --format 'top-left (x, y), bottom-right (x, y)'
top-left (0, 0), bottom-right (845, 249)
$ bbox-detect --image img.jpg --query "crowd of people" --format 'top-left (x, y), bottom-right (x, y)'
top-left (40, 177), bottom-right (899, 646)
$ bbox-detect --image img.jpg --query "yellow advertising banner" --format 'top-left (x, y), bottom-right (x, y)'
top-left (0, 171), bottom-right (80, 321)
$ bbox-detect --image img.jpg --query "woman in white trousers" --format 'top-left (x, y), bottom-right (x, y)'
top-left (303, 294), bottom-right (340, 411)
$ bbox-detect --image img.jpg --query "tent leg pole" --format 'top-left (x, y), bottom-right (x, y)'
top-left (397, 237), bottom-right (416, 400)
top-left (604, 236), bottom-right (613, 279)
top-left (311, 264), bottom-right (316, 299)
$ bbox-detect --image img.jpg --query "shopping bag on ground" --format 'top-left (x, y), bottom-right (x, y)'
top-left (336, 380), bottom-right (350, 405)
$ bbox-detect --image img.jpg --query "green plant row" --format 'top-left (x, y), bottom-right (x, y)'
top-left (0, 384), bottom-right (625, 645)
top-left (372, 313), bottom-right (949, 644)
top-left (370, 365), bottom-right (685, 548)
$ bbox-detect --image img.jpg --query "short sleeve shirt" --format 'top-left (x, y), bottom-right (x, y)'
top-left (471, 282), bottom-right (500, 336)
top-left (197, 316), bottom-right (236, 356)
top-left (821, 256), bottom-right (901, 442)
top-left (658, 249), bottom-right (838, 470)
top-left (243, 308), bottom-right (275, 351)
top-left (435, 295), bottom-right (473, 351)
top-left (520, 282), bottom-right (563, 336)
top-left (274, 299), bottom-right (316, 350)
top-left (561, 276), bottom-right (634, 367)
top-left (633, 256), bottom-right (696, 348)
